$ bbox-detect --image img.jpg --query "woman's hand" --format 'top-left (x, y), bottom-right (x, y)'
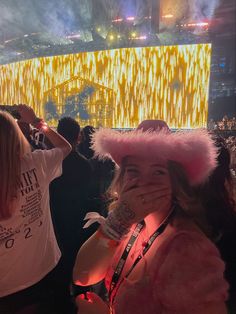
top-left (76, 292), bottom-right (109, 314)
top-left (113, 178), bottom-right (172, 225)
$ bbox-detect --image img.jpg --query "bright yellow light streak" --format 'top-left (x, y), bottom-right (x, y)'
top-left (162, 14), bottom-right (174, 18)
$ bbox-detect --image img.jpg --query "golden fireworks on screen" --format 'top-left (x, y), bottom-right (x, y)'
top-left (0, 44), bottom-right (211, 128)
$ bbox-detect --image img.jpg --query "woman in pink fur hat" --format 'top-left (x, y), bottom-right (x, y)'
top-left (73, 122), bottom-right (228, 314)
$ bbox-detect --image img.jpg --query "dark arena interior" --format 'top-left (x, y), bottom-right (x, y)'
top-left (0, 1), bottom-right (235, 314)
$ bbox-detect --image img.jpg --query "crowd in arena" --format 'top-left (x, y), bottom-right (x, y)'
top-left (208, 115), bottom-right (236, 131)
top-left (0, 105), bottom-right (236, 314)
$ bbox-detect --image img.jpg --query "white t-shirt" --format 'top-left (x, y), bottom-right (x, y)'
top-left (0, 148), bottom-right (63, 297)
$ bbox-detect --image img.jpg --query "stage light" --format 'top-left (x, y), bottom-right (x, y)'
top-left (112, 18), bottom-right (123, 23)
top-left (127, 16), bottom-right (135, 21)
top-left (162, 14), bottom-right (174, 19)
top-left (109, 34), bottom-right (114, 41)
top-left (180, 22), bottom-right (209, 28)
top-left (129, 35), bottom-right (147, 40)
top-left (131, 32), bottom-right (137, 38)
top-left (138, 36), bottom-right (147, 40)
top-left (97, 27), bottom-right (101, 32)
top-left (66, 34), bottom-right (81, 39)
top-left (117, 35), bottom-right (121, 39)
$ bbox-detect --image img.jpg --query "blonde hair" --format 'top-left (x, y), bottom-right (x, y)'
top-left (0, 111), bottom-right (30, 219)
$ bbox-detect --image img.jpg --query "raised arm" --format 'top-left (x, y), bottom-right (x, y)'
top-left (17, 104), bottom-right (71, 158)
top-left (73, 180), bottom-right (170, 286)
top-left (73, 229), bottom-right (118, 286)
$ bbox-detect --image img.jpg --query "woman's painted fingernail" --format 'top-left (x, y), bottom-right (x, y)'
top-left (78, 294), bottom-right (85, 300)
top-left (86, 292), bottom-right (93, 303)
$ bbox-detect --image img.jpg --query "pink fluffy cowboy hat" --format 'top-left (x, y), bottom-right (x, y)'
top-left (91, 127), bottom-right (218, 186)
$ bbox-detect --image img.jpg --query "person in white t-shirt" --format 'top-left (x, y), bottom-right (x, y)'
top-left (0, 105), bottom-right (71, 313)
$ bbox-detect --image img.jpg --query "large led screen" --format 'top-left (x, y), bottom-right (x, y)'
top-left (0, 44), bottom-right (211, 128)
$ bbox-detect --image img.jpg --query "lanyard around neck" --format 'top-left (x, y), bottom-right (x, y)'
top-left (109, 208), bottom-right (175, 305)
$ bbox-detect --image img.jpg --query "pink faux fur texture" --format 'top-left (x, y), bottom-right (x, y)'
top-left (91, 128), bottom-right (218, 186)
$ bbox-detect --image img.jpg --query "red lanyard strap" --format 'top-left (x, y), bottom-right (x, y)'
top-left (109, 208), bottom-right (175, 304)
top-left (109, 221), bottom-right (145, 297)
